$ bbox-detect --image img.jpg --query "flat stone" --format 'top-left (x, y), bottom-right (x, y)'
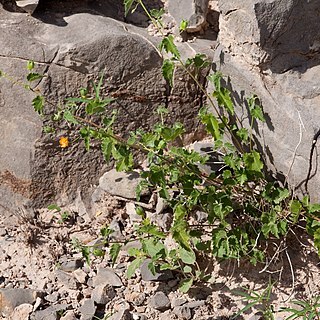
top-left (56, 270), bottom-right (79, 290)
top-left (185, 300), bottom-right (206, 308)
top-left (171, 298), bottom-right (187, 307)
top-left (99, 169), bottom-right (145, 199)
top-left (59, 258), bottom-right (83, 272)
top-left (31, 304), bottom-right (70, 320)
top-left (79, 299), bottom-right (96, 320)
top-left (0, 288), bottom-right (41, 317)
top-left (93, 267), bottom-right (123, 287)
top-left (91, 284), bottom-right (116, 304)
top-left (149, 292), bottom-right (170, 311)
top-left (73, 268), bottom-right (87, 284)
top-left (109, 308), bottom-right (131, 320)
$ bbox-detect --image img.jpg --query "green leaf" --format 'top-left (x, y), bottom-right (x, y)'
top-left (144, 239), bottom-right (166, 259)
top-left (27, 72), bottom-right (43, 82)
top-left (92, 248), bottom-right (105, 257)
top-left (159, 35), bottom-right (180, 59)
top-left (63, 110), bottom-right (79, 125)
top-left (247, 95), bottom-right (265, 122)
top-left (183, 265), bottom-right (192, 273)
top-left (127, 257), bottom-right (143, 279)
top-left (32, 95), bottom-right (44, 115)
top-left (162, 59), bottom-right (175, 87)
top-left (124, 0), bottom-right (138, 16)
top-left (179, 278), bottom-right (193, 293)
top-left (179, 247), bottom-right (196, 265)
top-left (110, 243), bottom-right (121, 267)
top-left (179, 19), bottom-right (188, 32)
top-left (101, 137), bottom-right (113, 163)
top-left (199, 111), bottom-right (220, 140)
top-left (27, 60), bottom-right (35, 71)
top-left (236, 128), bottom-right (249, 143)
top-left (243, 151), bottom-right (264, 173)
top-left (47, 204), bottom-right (61, 212)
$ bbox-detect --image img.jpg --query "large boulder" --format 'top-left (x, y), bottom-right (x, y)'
top-left (213, 0), bottom-right (320, 201)
top-left (0, 1), bottom-right (211, 217)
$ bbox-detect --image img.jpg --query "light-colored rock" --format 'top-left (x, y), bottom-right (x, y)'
top-left (126, 202), bottom-right (142, 223)
top-left (60, 310), bottom-right (77, 320)
top-left (99, 169), bottom-right (143, 199)
top-left (173, 305), bottom-right (192, 320)
top-left (10, 303), bottom-right (33, 320)
top-left (0, 288), bottom-right (40, 317)
top-left (213, 0), bottom-right (320, 201)
top-left (91, 284), bottom-right (116, 304)
top-left (79, 299), bottom-right (96, 320)
top-left (93, 267), bottom-right (123, 287)
top-left (149, 292), bottom-right (171, 311)
top-left (73, 268), bottom-right (87, 284)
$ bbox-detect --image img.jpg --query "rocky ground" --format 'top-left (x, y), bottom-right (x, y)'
top-left (1, 162), bottom-right (320, 320)
top-left (1, 1), bottom-right (320, 320)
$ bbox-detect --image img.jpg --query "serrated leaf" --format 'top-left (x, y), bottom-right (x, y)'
top-left (159, 35), bottom-right (180, 59)
top-left (110, 243), bottom-right (121, 267)
top-left (27, 72), bottom-right (43, 82)
top-left (101, 137), bottom-right (113, 163)
top-left (243, 151), bottom-right (264, 173)
top-left (32, 95), bottom-right (44, 115)
top-left (63, 110), bottom-right (79, 125)
top-left (162, 59), bottom-right (175, 87)
top-left (179, 278), bottom-right (193, 293)
top-left (127, 257), bottom-right (143, 279)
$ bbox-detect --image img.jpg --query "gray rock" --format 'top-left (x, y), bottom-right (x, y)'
top-left (171, 298), bottom-right (188, 307)
top-left (140, 259), bottom-right (174, 282)
top-left (149, 292), bottom-right (171, 311)
top-left (0, 288), bottom-right (41, 317)
top-left (44, 291), bottom-right (59, 303)
top-left (91, 284), bottom-right (116, 304)
top-left (31, 304), bottom-right (70, 320)
top-left (0, 5), bottom-right (206, 215)
top-left (93, 267), bottom-right (123, 287)
top-left (61, 310), bottom-right (78, 320)
top-left (185, 300), bottom-right (206, 308)
top-left (99, 169), bottom-right (144, 199)
top-left (109, 308), bottom-right (131, 320)
top-left (56, 270), bottom-right (79, 290)
top-left (79, 299), bottom-right (96, 320)
top-left (173, 305), bottom-right (192, 320)
top-left (214, 0), bottom-right (320, 202)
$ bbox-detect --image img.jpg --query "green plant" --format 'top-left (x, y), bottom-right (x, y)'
top-left (280, 295), bottom-right (320, 320)
top-left (1, 0), bottom-right (320, 294)
top-left (47, 204), bottom-right (70, 224)
top-left (232, 280), bottom-right (275, 319)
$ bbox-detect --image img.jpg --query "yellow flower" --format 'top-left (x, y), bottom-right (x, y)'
top-left (59, 136), bottom-right (69, 148)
